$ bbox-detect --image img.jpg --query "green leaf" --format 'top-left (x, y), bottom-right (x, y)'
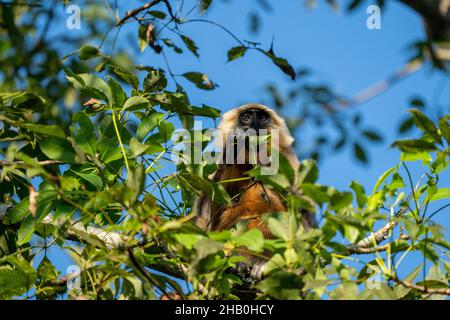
top-left (298, 159), bottom-right (319, 185)
top-left (109, 65), bottom-right (139, 90)
top-left (137, 112), bottom-right (165, 141)
top-left (258, 48), bottom-right (296, 80)
top-left (130, 137), bottom-right (149, 158)
top-left (4, 198), bottom-right (29, 224)
top-left (263, 254), bottom-right (285, 275)
top-left (193, 238), bottom-right (222, 263)
top-left (71, 171), bottom-right (103, 191)
top-left (257, 272), bottom-right (302, 299)
top-left (227, 46), bottom-right (247, 61)
top-left (138, 24), bottom-right (148, 52)
top-left (107, 76), bottom-right (127, 107)
top-left (438, 116), bottom-right (450, 144)
top-left (400, 152), bottom-right (432, 163)
top-left (347, 0), bottom-right (364, 11)
top-left (78, 45), bottom-right (101, 60)
top-left (410, 97), bottom-right (425, 108)
top-left (71, 111), bottom-right (97, 155)
top-left (123, 96), bottom-right (150, 111)
top-left (190, 105), bottom-right (221, 118)
top-left (391, 139), bottom-right (437, 153)
top-left (398, 116), bottom-right (414, 134)
top-left (350, 180), bottom-right (367, 208)
top-left (330, 191), bottom-right (353, 211)
top-left (65, 70), bottom-right (112, 103)
top-left (182, 72), bottom-right (216, 90)
top-left (430, 188), bottom-right (450, 202)
top-left (233, 229), bottom-right (264, 252)
top-left (389, 172), bottom-right (406, 190)
top-left (362, 130), bottom-right (383, 142)
top-left (148, 10), bottom-right (166, 19)
top-left (373, 167), bottom-right (395, 192)
top-left (157, 121), bottom-right (175, 143)
top-left (180, 35), bottom-right (199, 58)
top-left (162, 38), bottom-right (183, 53)
top-left (0, 92), bottom-right (46, 111)
top-left (0, 116), bottom-right (66, 138)
top-left (409, 109), bottom-right (442, 144)
top-left (40, 136), bottom-right (77, 163)
top-left (212, 183), bottom-right (232, 206)
top-left (0, 257), bottom-right (37, 298)
top-left (266, 214), bottom-right (290, 241)
top-left (17, 216), bottom-right (35, 246)
top-left (200, 0), bottom-right (213, 12)
top-left (353, 142), bottom-right (368, 163)
top-left (143, 69), bottom-right (167, 92)
top-left (173, 233), bottom-right (205, 250)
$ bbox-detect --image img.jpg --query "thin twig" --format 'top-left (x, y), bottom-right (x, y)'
top-left (0, 160), bottom-right (64, 167)
top-left (391, 274), bottom-right (450, 295)
top-left (117, 0), bottom-right (163, 26)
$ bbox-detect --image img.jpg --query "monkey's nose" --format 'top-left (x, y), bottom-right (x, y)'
top-left (251, 116), bottom-right (260, 130)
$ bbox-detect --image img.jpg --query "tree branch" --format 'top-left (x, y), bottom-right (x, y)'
top-left (391, 274), bottom-right (450, 295)
top-left (116, 0), bottom-right (177, 26)
top-left (347, 234), bottom-right (410, 254)
top-left (0, 160), bottom-right (64, 167)
top-left (117, 0), bottom-right (163, 26)
top-left (40, 214), bottom-right (128, 249)
top-left (338, 59), bottom-right (423, 108)
top-left (398, 0), bottom-right (450, 40)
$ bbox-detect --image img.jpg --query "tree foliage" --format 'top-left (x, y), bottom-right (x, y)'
top-left (0, 0), bottom-right (449, 300)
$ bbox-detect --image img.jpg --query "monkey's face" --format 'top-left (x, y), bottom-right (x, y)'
top-left (228, 108), bottom-right (272, 165)
top-left (238, 108), bottom-right (271, 132)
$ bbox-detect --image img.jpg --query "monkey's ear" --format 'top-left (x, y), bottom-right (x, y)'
top-left (215, 109), bottom-right (239, 151)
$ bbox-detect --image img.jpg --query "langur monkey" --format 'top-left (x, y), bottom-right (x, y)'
top-left (194, 103), bottom-right (315, 238)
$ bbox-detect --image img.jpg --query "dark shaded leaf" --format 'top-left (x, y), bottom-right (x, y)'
top-left (391, 139), bottom-right (437, 153)
top-left (409, 109), bottom-right (442, 144)
top-left (398, 116), bottom-right (415, 134)
top-left (182, 72), bottom-right (216, 90)
top-left (109, 65), bottom-right (139, 90)
top-left (40, 136), bottom-right (77, 163)
top-left (362, 130), bottom-right (383, 142)
top-left (78, 45), bottom-right (101, 60)
top-left (227, 46), bottom-right (247, 62)
top-left (200, 0), bottom-right (213, 12)
top-left (353, 142), bottom-right (368, 163)
top-left (180, 35), bottom-right (199, 58)
top-left (258, 48), bottom-right (296, 80)
top-left (350, 180), bottom-right (367, 208)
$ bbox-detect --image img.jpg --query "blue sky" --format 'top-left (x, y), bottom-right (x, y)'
top-left (40, 0), bottom-right (449, 293)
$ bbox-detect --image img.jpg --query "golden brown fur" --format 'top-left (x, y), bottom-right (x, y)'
top-left (194, 103), bottom-right (310, 236)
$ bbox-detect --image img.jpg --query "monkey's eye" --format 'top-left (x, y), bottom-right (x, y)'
top-left (241, 113), bottom-right (251, 122)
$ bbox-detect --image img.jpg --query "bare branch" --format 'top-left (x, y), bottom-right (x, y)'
top-left (338, 59), bottom-right (423, 108)
top-left (117, 0), bottom-right (163, 26)
top-left (391, 274), bottom-right (450, 295)
top-left (350, 220), bottom-right (398, 250)
top-left (116, 0), bottom-right (176, 26)
top-left (348, 235), bottom-right (410, 254)
top-left (40, 214), bottom-right (128, 249)
top-left (0, 160), bottom-right (64, 167)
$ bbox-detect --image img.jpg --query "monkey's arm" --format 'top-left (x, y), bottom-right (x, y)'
top-left (212, 203), bottom-right (250, 231)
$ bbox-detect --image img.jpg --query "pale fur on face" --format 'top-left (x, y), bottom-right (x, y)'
top-left (215, 103), bottom-right (294, 152)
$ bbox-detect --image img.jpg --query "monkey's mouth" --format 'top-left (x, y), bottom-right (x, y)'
top-left (222, 129), bottom-right (272, 165)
